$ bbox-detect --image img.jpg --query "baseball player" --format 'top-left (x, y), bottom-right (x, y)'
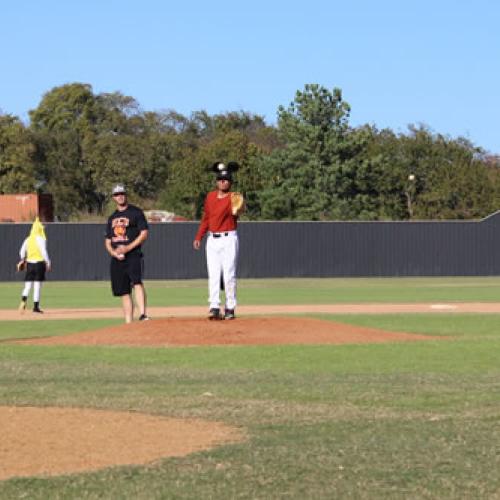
top-left (17, 217), bottom-right (51, 314)
top-left (105, 184), bottom-right (150, 323)
top-left (193, 162), bottom-right (245, 320)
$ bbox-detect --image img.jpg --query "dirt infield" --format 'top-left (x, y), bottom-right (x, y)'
top-left (0, 407), bottom-right (243, 481)
top-left (4, 302), bottom-right (500, 321)
top-left (20, 316), bottom-right (439, 347)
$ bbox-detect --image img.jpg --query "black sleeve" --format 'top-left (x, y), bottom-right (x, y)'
top-left (105, 216), bottom-right (113, 239)
top-left (137, 209), bottom-right (149, 231)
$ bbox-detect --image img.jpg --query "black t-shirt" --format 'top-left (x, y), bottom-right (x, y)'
top-left (106, 205), bottom-right (149, 256)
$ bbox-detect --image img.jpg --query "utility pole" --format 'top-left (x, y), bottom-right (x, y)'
top-left (405, 174), bottom-right (416, 219)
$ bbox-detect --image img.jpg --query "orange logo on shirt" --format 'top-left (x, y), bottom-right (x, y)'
top-left (111, 217), bottom-right (129, 242)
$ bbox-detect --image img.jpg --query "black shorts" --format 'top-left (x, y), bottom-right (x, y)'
top-left (24, 262), bottom-right (46, 282)
top-left (110, 253), bottom-right (144, 296)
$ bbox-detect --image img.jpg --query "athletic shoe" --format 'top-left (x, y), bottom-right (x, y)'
top-left (224, 309), bottom-right (236, 320)
top-left (208, 308), bottom-right (222, 320)
top-left (32, 307), bottom-right (43, 314)
top-left (139, 314), bottom-right (150, 321)
top-left (18, 301), bottom-right (26, 313)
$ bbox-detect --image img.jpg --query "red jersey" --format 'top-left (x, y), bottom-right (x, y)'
top-left (195, 191), bottom-right (238, 241)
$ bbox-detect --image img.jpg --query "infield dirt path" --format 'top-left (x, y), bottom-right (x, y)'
top-left (3, 302), bottom-right (500, 320)
top-left (20, 316), bottom-right (440, 347)
top-left (0, 407), bottom-right (243, 481)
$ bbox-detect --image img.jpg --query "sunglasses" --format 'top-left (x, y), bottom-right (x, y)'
top-left (113, 192), bottom-right (126, 196)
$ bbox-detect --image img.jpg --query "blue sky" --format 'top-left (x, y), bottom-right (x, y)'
top-left (1, 0), bottom-right (498, 153)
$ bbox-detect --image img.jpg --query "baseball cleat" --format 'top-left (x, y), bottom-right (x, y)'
top-left (32, 307), bottom-right (43, 314)
top-left (208, 308), bottom-right (222, 320)
top-left (139, 314), bottom-right (150, 321)
top-left (224, 309), bottom-right (236, 320)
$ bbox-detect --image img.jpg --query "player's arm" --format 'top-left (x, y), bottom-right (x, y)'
top-left (193, 197), bottom-right (209, 250)
top-left (105, 238), bottom-right (123, 259)
top-left (104, 218), bottom-right (122, 259)
top-left (105, 238), bottom-right (114, 256)
top-left (193, 219), bottom-right (208, 250)
top-left (17, 238), bottom-right (28, 269)
top-left (36, 235), bottom-right (52, 272)
top-left (118, 229), bottom-right (148, 254)
top-left (19, 238), bottom-right (28, 260)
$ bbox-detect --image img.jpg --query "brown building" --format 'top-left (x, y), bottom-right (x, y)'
top-left (0, 194), bottom-right (54, 222)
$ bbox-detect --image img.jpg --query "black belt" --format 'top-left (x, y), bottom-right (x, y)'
top-left (212, 232), bottom-right (229, 238)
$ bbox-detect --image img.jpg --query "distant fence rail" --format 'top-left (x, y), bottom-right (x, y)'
top-left (2, 212), bottom-right (500, 281)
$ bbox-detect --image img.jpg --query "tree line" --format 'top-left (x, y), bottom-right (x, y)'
top-left (1, 82), bottom-right (499, 221)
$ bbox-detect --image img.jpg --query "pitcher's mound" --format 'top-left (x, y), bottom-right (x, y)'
top-left (0, 406), bottom-right (243, 481)
top-left (22, 316), bottom-right (435, 347)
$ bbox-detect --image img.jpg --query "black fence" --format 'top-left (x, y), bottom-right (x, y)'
top-left (2, 212), bottom-right (500, 281)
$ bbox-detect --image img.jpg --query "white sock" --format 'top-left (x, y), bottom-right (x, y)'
top-left (33, 282), bottom-right (41, 303)
top-left (22, 282), bottom-right (32, 298)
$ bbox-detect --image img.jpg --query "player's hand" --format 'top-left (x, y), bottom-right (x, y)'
top-left (113, 250), bottom-right (125, 260)
top-left (193, 240), bottom-right (201, 250)
top-left (46, 262), bottom-right (52, 272)
top-left (115, 245), bottom-right (126, 254)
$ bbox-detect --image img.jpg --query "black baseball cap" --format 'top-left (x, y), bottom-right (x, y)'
top-left (212, 161), bottom-right (239, 181)
top-left (216, 170), bottom-right (233, 181)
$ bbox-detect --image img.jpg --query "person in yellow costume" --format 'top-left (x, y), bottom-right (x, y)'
top-left (17, 218), bottom-right (51, 313)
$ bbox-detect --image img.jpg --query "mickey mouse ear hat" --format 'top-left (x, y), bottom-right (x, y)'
top-left (211, 161), bottom-right (240, 181)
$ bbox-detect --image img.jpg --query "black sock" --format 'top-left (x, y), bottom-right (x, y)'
top-left (21, 296), bottom-right (27, 302)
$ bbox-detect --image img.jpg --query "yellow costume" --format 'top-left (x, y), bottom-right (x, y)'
top-left (26, 218), bottom-right (46, 262)
top-left (18, 218), bottom-right (50, 314)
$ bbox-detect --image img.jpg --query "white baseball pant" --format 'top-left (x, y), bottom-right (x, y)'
top-left (22, 281), bottom-right (42, 301)
top-left (206, 231), bottom-right (239, 310)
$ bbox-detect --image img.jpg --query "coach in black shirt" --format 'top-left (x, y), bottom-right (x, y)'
top-left (105, 184), bottom-right (150, 323)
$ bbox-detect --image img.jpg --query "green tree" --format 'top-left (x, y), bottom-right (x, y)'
top-left (29, 83), bottom-right (103, 217)
top-left (29, 84), bottom-right (174, 218)
top-left (412, 134), bottom-right (496, 219)
top-left (0, 114), bottom-right (36, 193)
top-left (158, 111), bottom-right (273, 219)
top-left (369, 125), bottom-right (498, 220)
top-left (258, 84), bottom-right (377, 220)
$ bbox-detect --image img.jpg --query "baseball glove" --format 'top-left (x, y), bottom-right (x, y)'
top-left (16, 260), bottom-right (26, 272)
top-left (230, 192), bottom-right (245, 216)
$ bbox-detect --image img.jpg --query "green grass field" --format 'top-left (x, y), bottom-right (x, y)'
top-left (3, 276), bottom-right (500, 308)
top-left (1, 278), bottom-right (499, 499)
